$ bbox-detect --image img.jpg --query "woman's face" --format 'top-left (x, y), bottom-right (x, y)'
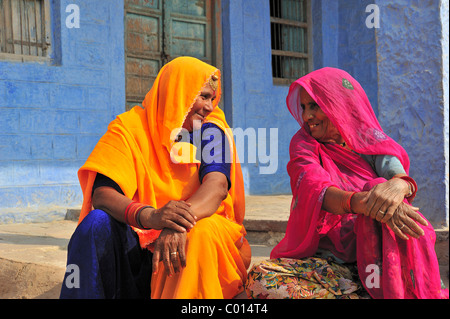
top-left (300, 88), bottom-right (343, 144)
top-left (183, 83), bottom-right (216, 132)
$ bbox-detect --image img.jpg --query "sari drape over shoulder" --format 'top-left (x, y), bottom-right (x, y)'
top-left (271, 67), bottom-right (448, 299)
top-left (77, 57), bottom-right (250, 298)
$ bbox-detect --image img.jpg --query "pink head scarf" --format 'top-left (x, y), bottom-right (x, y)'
top-left (286, 67), bottom-right (409, 167)
top-left (271, 68), bottom-right (447, 299)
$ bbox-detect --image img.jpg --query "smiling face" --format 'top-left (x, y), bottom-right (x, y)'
top-left (182, 83), bottom-right (216, 132)
top-left (300, 88), bottom-right (344, 144)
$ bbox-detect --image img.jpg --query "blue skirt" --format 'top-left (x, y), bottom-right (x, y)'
top-left (60, 209), bottom-right (153, 299)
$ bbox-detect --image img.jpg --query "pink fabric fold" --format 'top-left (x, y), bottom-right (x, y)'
top-left (271, 67), bottom-right (448, 299)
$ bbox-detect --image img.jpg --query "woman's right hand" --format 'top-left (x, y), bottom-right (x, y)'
top-left (352, 192), bottom-right (428, 240)
top-left (385, 202), bottom-right (428, 240)
top-left (152, 228), bottom-right (187, 276)
top-left (142, 200), bottom-right (197, 232)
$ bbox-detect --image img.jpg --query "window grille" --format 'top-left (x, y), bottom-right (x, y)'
top-left (270, 0), bottom-right (310, 85)
top-left (0, 0), bottom-right (51, 61)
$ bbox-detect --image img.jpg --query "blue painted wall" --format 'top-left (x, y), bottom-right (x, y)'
top-left (312, 0), bottom-right (378, 114)
top-left (0, 0), bottom-right (125, 223)
top-left (375, 0), bottom-right (449, 227)
top-left (222, 0), bottom-right (298, 195)
top-left (442, 0), bottom-right (449, 227)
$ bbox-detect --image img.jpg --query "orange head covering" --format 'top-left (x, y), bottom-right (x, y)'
top-left (77, 56), bottom-right (245, 249)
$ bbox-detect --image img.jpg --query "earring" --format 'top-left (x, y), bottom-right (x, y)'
top-left (208, 74), bottom-right (218, 91)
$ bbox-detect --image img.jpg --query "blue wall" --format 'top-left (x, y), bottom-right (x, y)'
top-left (443, 0), bottom-right (449, 227)
top-left (0, 0), bottom-right (125, 223)
top-left (312, 0), bottom-right (378, 114)
top-left (222, 0), bottom-right (297, 195)
top-left (375, 0), bottom-right (449, 227)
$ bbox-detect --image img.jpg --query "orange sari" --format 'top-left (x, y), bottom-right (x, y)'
top-left (77, 57), bottom-right (251, 298)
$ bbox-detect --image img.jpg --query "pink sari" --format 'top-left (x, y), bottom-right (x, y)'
top-left (271, 67), bottom-right (448, 299)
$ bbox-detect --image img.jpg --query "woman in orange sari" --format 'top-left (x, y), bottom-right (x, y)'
top-left (60, 57), bottom-right (251, 299)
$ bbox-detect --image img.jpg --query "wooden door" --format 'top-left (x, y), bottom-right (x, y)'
top-left (124, 0), bottom-right (222, 111)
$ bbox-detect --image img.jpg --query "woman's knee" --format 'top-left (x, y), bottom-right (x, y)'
top-left (82, 209), bottom-right (114, 230)
top-left (71, 209), bottom-right (118, 245)
top-left (188, 216), bottom-right (218, 242)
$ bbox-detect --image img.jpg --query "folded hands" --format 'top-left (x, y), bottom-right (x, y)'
top-left (352, 178), bottom-right (428, 240)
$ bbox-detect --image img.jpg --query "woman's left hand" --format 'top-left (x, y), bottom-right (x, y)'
top-left (152, 228), bottom-right (187, 276)
top-left (385, 202), bottom-right (428, 240)
top-left (362, 178), bottom-right (410, 223)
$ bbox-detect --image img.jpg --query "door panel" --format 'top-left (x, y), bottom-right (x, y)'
top-left (126, 14), bottom-right (160, 54)
top-left (171, 0), bottom-right (206, 16)
top-left (166, 0), bottom-right (211, 63)
top-left (124, 0), bottom-right (220, 111)
top-left (125, 0), bottom-right (163, 110)
top-left (171, 20), bottom-right (206, 58)
top-left (126, 0), bottom-right (160, 9)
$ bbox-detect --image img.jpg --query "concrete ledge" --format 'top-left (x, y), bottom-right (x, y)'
top-left (243, 219), bottom-right (287, 233)
top-left (65, 208), bottom-right (82, 221)
top-left (435, 228), bottom-right (449, 268)
top-left (0, 207), bottom-right (68, 224)
top-left (436, 228), bottom-right (449, 241)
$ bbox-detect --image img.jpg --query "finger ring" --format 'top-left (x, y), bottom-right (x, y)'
top-left (170, 252), bottom-right (178, 256)
top-left (378, 210), bottom-right (385, 215)
top-left (399, 224), bottom-right (405, 230)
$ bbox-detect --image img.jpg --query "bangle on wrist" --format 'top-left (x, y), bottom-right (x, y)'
top-left (124, 201), bottom-right (154, 229)
top-left (135, 206), bottom-right (154, 229)
top-left (394, 176), bottom-right (417, 201)
top-left (348, 191), bottom-right (356, 213)
top-left (342, 191), bottom-right (356, 214)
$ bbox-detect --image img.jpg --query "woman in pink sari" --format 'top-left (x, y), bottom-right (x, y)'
top-left (246, 68), bottom-right (448, 299)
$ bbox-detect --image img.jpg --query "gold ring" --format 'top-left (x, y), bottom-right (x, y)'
top-left (170, 252), bottom-right (178, 256)
top-left (399, 224), bottom-right (405, 230)
top-left (378, 210), bottom-right (385, 215)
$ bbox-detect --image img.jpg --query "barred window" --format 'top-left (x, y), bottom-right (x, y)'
top-left (270, 0), bottom-right (311, 85)
top-left (0, 0), bottom-right (52, 61)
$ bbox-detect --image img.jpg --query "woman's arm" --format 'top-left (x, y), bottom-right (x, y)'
top-left (322, 187), bottom-right (354, 216)
top-left (92, 186), bottom-right (197, 233)
top-left (359, 154), bottom-right (417, 221)
top-left (362, 173), bottom-right (411, 222)
top-left (186, 171), bottom-right (229, 220)
top-left (92, 186), bottom-right (132, 224)
top-left (322, 186), bottom-right (427, 239)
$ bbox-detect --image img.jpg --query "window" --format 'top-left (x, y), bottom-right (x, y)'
top-left (0, 0), bottom-right (52, 62)
top-left (270, 0), bottom-right (311, 85)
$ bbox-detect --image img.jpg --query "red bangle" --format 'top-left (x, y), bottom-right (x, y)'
top-left (124, 201), bottom-right (149, 228)
top-left (342, 191), bottom-right (356, 214)
top-left (124, 201), bottom-right (136, 225)
top-left (347, 192), bottom-right (356, 214)
top-left (395, 176), bottom-right (417, 202)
